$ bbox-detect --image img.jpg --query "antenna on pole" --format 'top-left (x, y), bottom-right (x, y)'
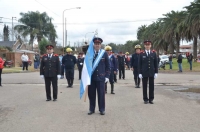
top-left (94, 29), bottom-right (98, 37)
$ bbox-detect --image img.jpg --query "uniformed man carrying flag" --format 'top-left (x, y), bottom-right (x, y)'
top-left (131, 44), bottom-right (141, 88)
top-left (88, 37), bottom-right (110, 115)
top-left (105, 46), bottom-right (117, 94)
top-left (40, 45), bottom-right (61, 101)
top-left (61, 48), bottom-right (76, 88)
top-left (138, 40), bottom-right (158, 104)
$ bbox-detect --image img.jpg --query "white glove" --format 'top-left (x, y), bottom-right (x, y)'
top-left (80, 63), bottom-right (83, 65)
top-left (40, 75), bottom-right (44, 79)
top-left (105, 78), bottom-right (109, 83)
top-left (139, 74), bottom-right (143, 79)
top-left (154, 73), bottom-right (158, 79)
top-left (57, 75), bottom-right (61, 79)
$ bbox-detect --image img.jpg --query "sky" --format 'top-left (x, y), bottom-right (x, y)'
top-left (0, 0), bottom-right (194, 46)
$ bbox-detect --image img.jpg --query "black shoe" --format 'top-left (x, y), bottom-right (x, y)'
top-left (100, 111), bottom-right (105, 115)
top-left (123, 78), bottom-right (125, 80)
top-left (88, 111), bottom-right (94, 115)
top-left (67, 86), bottom-right (70, 88)
top-left (53, 99), bottom-right (57, 101)
top-left (138, 86), bottom-right (140, 88)
top-left (111, 92), bottom-right (115, 94)
top-left (149, 101), bottom-right (154, 104)
top-left (144, 101), bottom-right (148, 104)
top-left (46, 99), bottom-right (51, 101)
top-left (0, 85), bottom-right (2, 87)
top-left (105, 91), bottom-right (107, 94)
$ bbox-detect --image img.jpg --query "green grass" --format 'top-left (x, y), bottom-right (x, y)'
top-left (159, 58), bottom-right (200, 72)
top-left (2, 67), bottom-right (35, 74)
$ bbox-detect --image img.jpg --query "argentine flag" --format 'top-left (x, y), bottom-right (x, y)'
top-left (80, 37), bottom-right (95, 99)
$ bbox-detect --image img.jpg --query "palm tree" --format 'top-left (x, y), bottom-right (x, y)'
top-left (14, 11), bottom-right (57, 50)
top-left (159, 10), bottom-right (186, 57)
top-left (182, 0), bottom-right (200, 61)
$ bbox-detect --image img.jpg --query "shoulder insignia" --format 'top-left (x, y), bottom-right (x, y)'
top-left (53, 54), bottom-right (59, 56)
top-left (152, 50), bottom-right (156, 53)
top-left (43, 54), bottom-right (47, 57)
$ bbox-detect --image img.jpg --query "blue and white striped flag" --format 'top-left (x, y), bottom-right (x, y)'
top-left (80, 37), bottom-right (94, 99)
top-left (80, 37), bottom-right (105, 99)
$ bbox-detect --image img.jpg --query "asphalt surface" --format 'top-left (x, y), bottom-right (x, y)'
top-left (0, 70), bottom-right (200, 132)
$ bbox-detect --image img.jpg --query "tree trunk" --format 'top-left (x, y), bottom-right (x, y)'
top-left (176, 34), bottom-right (180, 59)
top-left (29, 34), bottom-right (34, 51)
top-left (193, 36), bottom-right (197, 62)
top-left (169, 39), bottom-right (174, 54)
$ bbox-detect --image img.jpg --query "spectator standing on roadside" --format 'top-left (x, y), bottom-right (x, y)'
top-left (187, 53), bottom-right (193, 71)
top-left (21, 52), bottom-right (29, 71)
top-left (0, 57), bottom-right (5, 86)
top-left (169, 53), bottom-right (173, 70)
top-left (177, 52), bottom-right (183, 72)
top-left (34, 52), bottom-right (40, 69)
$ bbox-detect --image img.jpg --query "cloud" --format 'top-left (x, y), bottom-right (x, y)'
top-left (0, 0), bottom-right (194, 46)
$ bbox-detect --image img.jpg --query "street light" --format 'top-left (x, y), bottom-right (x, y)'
top-left (85, 32), bottom-right (94, 44)
top-left (62, 7), bottom-right (81, 54)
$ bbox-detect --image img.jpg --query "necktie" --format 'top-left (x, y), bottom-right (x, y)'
top-left (147, 51), bottom-right (149, 56)
top-left (48, 54), bottom-right (51, 58)
top-left (93, 52), bottom-right (98, 63)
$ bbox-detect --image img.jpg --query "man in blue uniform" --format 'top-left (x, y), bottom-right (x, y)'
top-left (77, 53), bottom-right (84, 80)
top-left (61, 48), bottom-right (76, 88)
top-left (88, 37), bottom-right (110, 115)
top-left (104, 46), bottom-right (117, 94)
top-left (113, 52), bottom-right (118, 83)
top-left (131, 45), bottom-right (141, 88)
top-left (138, 40), bottom-right (158, 104)
top-left (40, 45), bottom-right (61, 101)
top-left (117, 52), bottom-right (125, 79)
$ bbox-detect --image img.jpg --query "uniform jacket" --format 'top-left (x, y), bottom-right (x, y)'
top-left (40, 54), bottom-right (61, 77)
top-left (131, 53), bottom-right (140, 69)
top-left (138, 51), bottom-right (158, 77)
top-left (109, 54), bottom-right (117, 71)
top-left (62, 54), bottom-right (76, 69)
top-left (92, 52), bottom-right (110, 81)
top-left (77, 57), bottom-right (84, 69)
top-left (115, 57), bottom-right (119, 71)
top-left (117, 55), bottom-right (125, 67)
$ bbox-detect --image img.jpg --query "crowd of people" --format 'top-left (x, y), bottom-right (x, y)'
top-left (0, 37), bottom-right (196, 115)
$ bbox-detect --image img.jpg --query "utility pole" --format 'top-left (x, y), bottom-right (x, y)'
top-left (12, 17), bottom-right (16, 43)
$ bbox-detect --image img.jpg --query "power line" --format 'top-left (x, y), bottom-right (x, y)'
top-left (35, 0), bottom-right (60, 17)
top-left (1, 19), bottom-right (157, 25)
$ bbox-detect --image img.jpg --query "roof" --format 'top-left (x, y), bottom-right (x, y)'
top-left (180, 45), bottom-right (191, 48)
top-left (0, 41), bottom-right (15, 48)
top-left (15, 50), bottom-right (35, 53)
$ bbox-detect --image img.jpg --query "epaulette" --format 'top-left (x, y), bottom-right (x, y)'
top-left (53, 54), bottom-right (59, 56)
top-left (43, 54), bottom-right (47, 57)
top-left (152, 50), bottom-right (156, 53)
top-left (140, 50), bottom-right (144, 54)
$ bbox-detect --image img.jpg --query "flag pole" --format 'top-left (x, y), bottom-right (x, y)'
top-left (84, 86), bottom-right (88, 102)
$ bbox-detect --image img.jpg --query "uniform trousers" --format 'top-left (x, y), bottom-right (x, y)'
top-left (44, 76), bottom-right (58, 100)
top-left (78, 67), bottom-right (83, 79)
top-left (65, 69), bottom-right (74, 79)
top-left (88, 81), bottom-right (105, 112)
top-left (142, 77), bottom-right (154, 101)
top-left (118, 66), bottom-right (125, 79)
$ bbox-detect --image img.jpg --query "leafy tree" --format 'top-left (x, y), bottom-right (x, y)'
top-left (39, 38), bottom-right (49, 54)
top-left (14, 11), bottom-right (57, 50)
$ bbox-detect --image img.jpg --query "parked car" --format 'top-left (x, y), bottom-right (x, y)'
top-left (159, 55), bottom-right (169, 64)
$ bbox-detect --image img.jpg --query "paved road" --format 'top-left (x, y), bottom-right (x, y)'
top-left (0, 70), bottom-right (200, 132)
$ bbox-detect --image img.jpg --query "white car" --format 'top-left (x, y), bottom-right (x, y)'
top-left (159, 55), bottom-right (169, 64)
